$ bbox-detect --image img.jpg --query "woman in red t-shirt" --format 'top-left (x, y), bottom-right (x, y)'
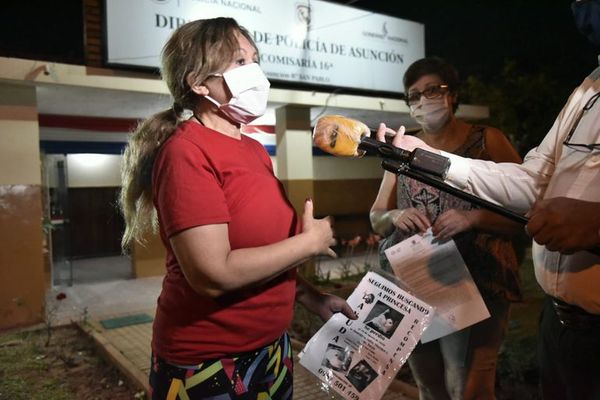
top-left (119, 17), bottom-right (356, 400)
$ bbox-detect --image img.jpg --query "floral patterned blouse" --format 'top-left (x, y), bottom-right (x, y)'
top-left (379, 126), bottom-right (522, 301)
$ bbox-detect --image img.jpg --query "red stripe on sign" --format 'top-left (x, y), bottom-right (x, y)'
top-left (39, 114), bottom-right (139, 132)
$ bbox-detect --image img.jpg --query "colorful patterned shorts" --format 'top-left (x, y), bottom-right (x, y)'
top-left (150, 333), bottom-right (293, 400)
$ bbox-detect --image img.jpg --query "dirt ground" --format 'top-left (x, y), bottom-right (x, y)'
top-left (0, 324), bottom-right (146, 400)
top-left (1, 319), bottom-right (540, 400)
top-left (2, 258), bottom-right (542, 400)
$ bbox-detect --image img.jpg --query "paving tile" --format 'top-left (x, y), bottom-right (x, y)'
top-left (52, 262), bottom-right (413, 399)
top-left (88, 315), bottom-right (414, 399)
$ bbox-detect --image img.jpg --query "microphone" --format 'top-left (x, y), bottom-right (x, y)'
top-left (313, 115), bottom-right (600, 256)
top-left (312, 115), bottom-right (370, 157)
top-left (312, 115), bottom-right (450, 179)
top-left (358, 137), bottom-right (450, 179)
top-left (311, 114), bottom-right (526, 223)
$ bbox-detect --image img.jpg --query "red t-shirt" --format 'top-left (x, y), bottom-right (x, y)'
top-left (151, 121), bottom-right (298, 365)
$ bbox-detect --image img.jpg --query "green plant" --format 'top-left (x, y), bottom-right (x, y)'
top-left (42, 217), bottom-right (55, 235)
top-left (0, 326), bottom-right (145, 399)
top-left (498, 334), bottom-right (538, 383)
top-left (313, 257), bottom-right (332, 285)
top-left (44, 292), bottom-right (67, 347)
top-left (362, 232), bottom-right (382, 271)
top-left (495, 255), bottom-right (544, 399)
top-left (338, 235), bottom-right (363, 278)
top-left (291, 303), bottom-right (325, 343)
top-left (0, 330), bottom-right (72, 399)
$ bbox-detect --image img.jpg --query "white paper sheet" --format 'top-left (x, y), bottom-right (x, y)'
top-left (299, 271), bottom-right (433, 400)
top-left (384, 230), bottom-right (490, 343)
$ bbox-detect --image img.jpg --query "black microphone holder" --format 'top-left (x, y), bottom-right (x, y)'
top-left (358, 137), bottom-right (526, 225)
top-left (379, 159), bottom-right (528, 224)
top-left (358, 137), bottom-right (600, 256)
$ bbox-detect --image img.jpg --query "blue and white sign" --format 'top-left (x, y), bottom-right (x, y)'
top-left (104, 0), bottom-right (424, 93)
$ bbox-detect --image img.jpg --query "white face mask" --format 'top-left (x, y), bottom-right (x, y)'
top-left (410, 97), bottom-right (451, 132)
top-left (204, 63), bottom-right (270, 124)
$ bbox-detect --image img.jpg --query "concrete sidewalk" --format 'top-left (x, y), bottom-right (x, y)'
top-left (83, 312), bottom-right (416, 399)
top-left (49, 255), bottom-right (417, 399)
top-left (47, 254), bottom-right (376, 326)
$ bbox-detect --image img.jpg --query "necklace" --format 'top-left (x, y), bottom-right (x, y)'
top-left (191, 113), bottom-right (205, 126)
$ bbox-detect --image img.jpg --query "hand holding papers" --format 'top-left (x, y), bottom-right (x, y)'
top-left (299, 271), bottom-right (433, 400)
top-left (384, 229), bottom-right (490, 343)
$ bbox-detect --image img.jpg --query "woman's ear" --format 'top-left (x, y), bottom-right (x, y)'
top-left (187, 72), bottom-right (209, 96)
top-left (448, 92), bottom-right (459, 113)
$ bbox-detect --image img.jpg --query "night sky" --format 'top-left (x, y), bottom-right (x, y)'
top-left (331, 0), bottom-right (599, 93)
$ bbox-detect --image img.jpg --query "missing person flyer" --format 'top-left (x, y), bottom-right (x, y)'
top-left (299, 271), bottom-right (433, 400)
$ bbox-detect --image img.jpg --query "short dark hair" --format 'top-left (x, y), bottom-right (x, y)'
top-left (403, 57), bottom-right (460, 111)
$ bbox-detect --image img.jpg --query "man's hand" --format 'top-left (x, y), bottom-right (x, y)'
top-left (526, 197), bottom-right (600, 254)
top-left (375, 123), bottom-right (440, 154)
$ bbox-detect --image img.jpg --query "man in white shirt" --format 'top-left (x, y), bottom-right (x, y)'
top-left (375, 2), bottom-right (600, 398)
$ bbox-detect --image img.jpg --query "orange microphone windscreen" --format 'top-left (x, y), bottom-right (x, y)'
top-left (312, 115), bottom-right (371, 157)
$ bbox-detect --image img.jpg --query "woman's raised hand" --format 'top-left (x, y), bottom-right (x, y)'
top-left (302, 198), bottom-right (337, 258)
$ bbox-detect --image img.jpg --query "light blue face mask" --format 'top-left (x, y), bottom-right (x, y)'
top-left (572, 0), bottom-right (600, 47)
top-left (410, 97), bottom-right (451, 133)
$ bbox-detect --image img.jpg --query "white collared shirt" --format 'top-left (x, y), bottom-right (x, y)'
top-left (442, 69), bottom-right (600, 314)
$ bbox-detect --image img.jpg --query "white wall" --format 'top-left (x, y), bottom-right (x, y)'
top-left (45, 154), bottom-right (122, 188)
top-left (67, 154), bottom-right (122, 187)
top-left (45, 152), bottom-right (381, 188)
